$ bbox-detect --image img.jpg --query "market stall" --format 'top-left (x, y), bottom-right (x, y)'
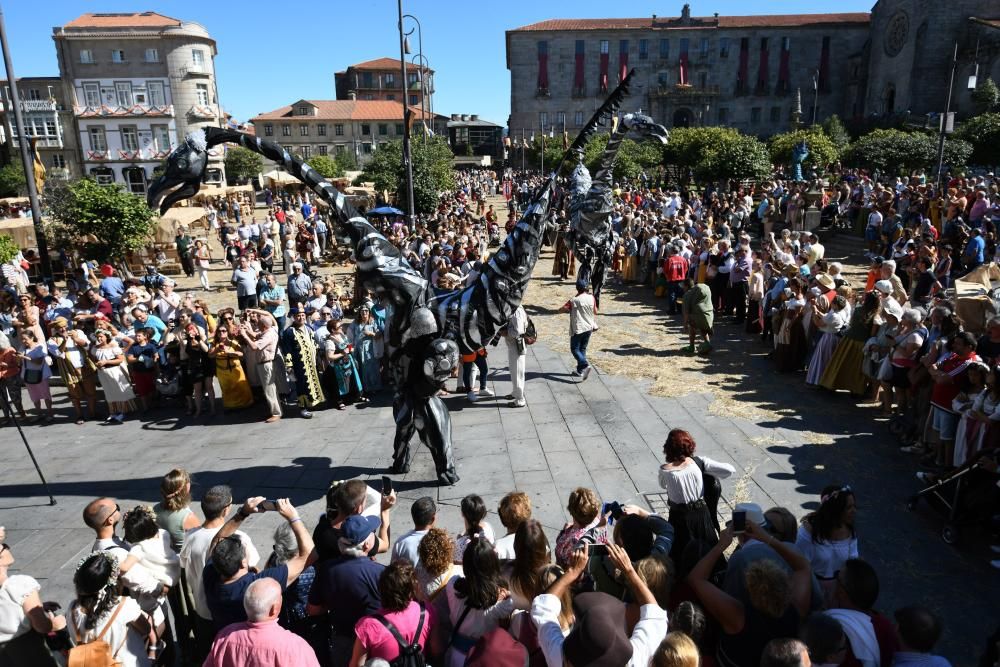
top-left (0, 217), bottom-right (36, 249)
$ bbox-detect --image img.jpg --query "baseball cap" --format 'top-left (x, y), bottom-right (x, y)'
top-left (341, 514), bottom-right (380, 546)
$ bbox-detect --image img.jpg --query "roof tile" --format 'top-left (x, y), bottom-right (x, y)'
top-left (509, 13), bottom-right (870, 32)
top-left (348, 57), bottom-right (432, 72)
top-left (62, 12), bottom-right (182, 29)
top-left (250, 100), bottom-right (426, 123)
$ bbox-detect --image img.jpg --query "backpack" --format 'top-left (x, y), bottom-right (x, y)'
top-left (693, 456), bottom-right (722, 532)
top-left (373, 603), bottom-right (426, 667)
top-left (67, 600), bottom-right (127, 667)
top-left (523, 316), bottom-right (537, 345)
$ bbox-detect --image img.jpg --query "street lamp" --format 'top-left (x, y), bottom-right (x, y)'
top-left (396, 0), bottom-right (415, 229)
top-left (403, 14), bottom-right (426, 141)
top-left (411, 53), bottom-right (431, 142)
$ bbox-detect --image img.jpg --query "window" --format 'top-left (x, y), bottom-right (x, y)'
top-left (51, 154), bottom-right (66, 169)
top-left (408, 72), bottom-right (418, 84)
top-left (123, 167), bottom-right (146, 194)
top-left (395, 123), bottom-right (404, 135)
top-left (574, 111), bottom-right (584, 127)
top-left (145, 48), bottom-right (158, 63)
top-left (45, 119), bottom-right (57, 137)
top-left (539, 111), bottom-right (548, 128)
top-left (318, 145), bottom-right (328, 155)
top-left (192, 49), bottom-right (205, 67)
top-left (386, 94), bottom-right (395, 101)
top-left (335, 144), bottom-right (346, 155)
top-left (301, 146), bottom-right (311, 158)
top-left (147, 81), bottom-right (165, 106)
top-left (82, 83), bottom-right (100, 107)
top-left (362, 142), bottom-right (372, 154)
top-left (362, 72), bottom-right (373, 88)
top-left (111, 49), bottom-right (126, 63)
top-left (334, 124), bottom-right (344, 136)
top-left (281, 124), bottom-right (291, 136)
top-left (700, 38), bottom-right (709, 58)
top-left (152, 125), bottom-right (170, 151)
top-left (80, 49), bottom-right (94, 64)
top-left (699, 72), bottom-right (707, 88)
top-left (750, 107), bottom-right (761, 123)
top-left (639, 39), bottom-right (648, 60)
top-left (115, 82), bottom-right (132, 107)
top-left (659, 39), bottom-right (669, 60)
top-left (378, 123), bottom-right (388, 136)
top-left (385, 73), bottom-right (395, 87)
top-left (361, 123), bottom-right (371, 135)
top-left (296, 106), bottom-right (308, 116)
top-left (91, 167), bottom-right (114, 184)
top-left (408, 95), bottom-right (418, 106)
top-left (556, 111), bottom-right (566, 128)
top-left (264, 123), bottom-right (273, 136)
top-left (317, 123), bottom-right (327, 136)
top-left (770, 106), bottom-right (782, 122)
top-left (600, 40), bottom-right (609, 55)
top-left (88, 127), bottom-right (107, 152)
top-left (195, 84), bottom-right (209, 106)
top-left (26, 88), bottom-right (40, 101)
top-left (121, 126), bottom-right (139, 151)
top-left (719, 38), bottom-right (729, 58)
top-left (300, 124), bottom-right (309, 136)
top-left (718, 108), bottom-right (729, 123)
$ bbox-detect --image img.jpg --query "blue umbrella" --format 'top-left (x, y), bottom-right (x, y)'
top-left (369, 206), bottom-right (404, 216)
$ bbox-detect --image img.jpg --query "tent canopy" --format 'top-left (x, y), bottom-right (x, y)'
top-left (194, 183), bottom-right (254, 200)
top-left (0, 217), bottom-right (35, 249)
top-left (954, 264), bottom-right (1000, 334)
top-left (262, 169), bottom-right (302, 186)
top-left (156, 208), bottom-right (206, 243)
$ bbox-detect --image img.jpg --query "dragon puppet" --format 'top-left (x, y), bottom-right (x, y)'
top-left (147, 69), bottom-right (661, 486)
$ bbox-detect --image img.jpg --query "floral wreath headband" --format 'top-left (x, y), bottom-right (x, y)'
top-left (122, 504), bottom-right (156, 522)
top-left (75, 550), bottom-right (121, 589)
top-left (820, 485), bottom-right (852, 505)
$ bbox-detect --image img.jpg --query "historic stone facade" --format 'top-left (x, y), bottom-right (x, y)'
top-left (506, 6), bottom-right (870, 138)
top-left (0, 76), bottom-right (82, 182)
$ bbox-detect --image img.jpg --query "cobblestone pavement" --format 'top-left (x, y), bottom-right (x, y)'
top-left (1, 209), bottom-right (997, 662)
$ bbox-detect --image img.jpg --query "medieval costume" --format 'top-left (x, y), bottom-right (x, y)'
top-left (281, 318), bottom-right (325, 409)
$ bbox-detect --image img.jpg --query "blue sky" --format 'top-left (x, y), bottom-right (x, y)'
top-left (4, 1), bottom-right (873, 126)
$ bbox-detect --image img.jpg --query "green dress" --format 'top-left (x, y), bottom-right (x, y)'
top-left (682, 283), bottom-right (714, 333)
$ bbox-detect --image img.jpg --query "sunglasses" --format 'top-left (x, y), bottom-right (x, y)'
top-left (0, 543), bottom-right (9, 557)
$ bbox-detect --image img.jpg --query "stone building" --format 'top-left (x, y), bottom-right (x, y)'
top-left (865, 0), bottom-right (1000, 118)
top-left (251, 99), bottom-right (420, 167)
top-left (506, 6), bottom-right (870, 138)
top-left (335, 57), bottom-right (434, 110)
top-left (447, 114), bottom-right (503, 159)
top-left (0, 76), bottom-right (82, 182)
top-left (52, 11), bottom-right (226, 194)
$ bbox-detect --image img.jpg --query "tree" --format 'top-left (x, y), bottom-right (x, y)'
top-left (0, 234), bottom-right (18, 264)
top-left (971, 77), bottom-right (1000, 115)
top-left (0, 161), bottom-right (26, 197)
top-left (334, 151), bottom-right (358, 173)
top-left (821, 114), bottom-right (852, 158)
top-left (663, 127), bottom-right (742, 171)
top-left (696, 134), bottom-right (771, 182)
top-left (956, 112), bottom-right (1000, 167)
top-left (525, 135), bottom-right (566, 174)
top-left (224, 145), bottom-right (263, 183)
top-left (304, 154), bottom-right (343, 179)
top-left (843, 128), bottom-right (971, 175)
top-left (43, 179), bottom-right (157, 263)
top-left (768, 128), bottom-right (838, 171)
top-left (360, 136), bottom-right (455, 214)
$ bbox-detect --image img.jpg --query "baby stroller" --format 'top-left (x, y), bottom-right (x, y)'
top-left (907, 449), bottom-right (999, 545)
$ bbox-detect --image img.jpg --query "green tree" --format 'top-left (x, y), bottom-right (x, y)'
top-left (663, 127), bottom-right (742, 171)
top-left (843, 129), bottom-right (971, 175)
top-left (304, 154), bottom-right (343, 179)
top-left (0, 234), bottom-right (19, 264)
top-left (821, 114), bottom-right (852, 158)
top-left (0, 161), bottom-right (26, 197)
top-left (971, 77), bottom-right (1000, 114)
top-left (360, 136), bottom-right (455, 214)
top-left (334, 151), bottom-right (358, 172)
top-left (525, 135), bottom-right (566, 174)
top-left (696, 134), bottom-right (771, 182)
top-left (956, 112), bottom-right (1000, 167)
top-left (768, 128), bottom-right (838, 171)
top-left (224, 145), bottom-right (263, 183)
top-left (43, 179), bottom-right (157, 263)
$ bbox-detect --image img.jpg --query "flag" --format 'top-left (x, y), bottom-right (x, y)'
top-left (530, 132), bottom-right (535, 143)
top-left (522, 136), bottom-right (529, 149)
top-left (30, 137), bottom-right (46, 193)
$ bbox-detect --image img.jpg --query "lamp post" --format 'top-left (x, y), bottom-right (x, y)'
top-left (935, 42), bottom-right (958, 193)
top-left (411, 53), bottom-right (431, 143)
top-left (396, 0), bottom-right (415, 230)
top-left (0, 4), bottom-right (51, 280)
top-left (811, 69), bottom-right (819, 126)
top-left (403, 14), bottom-right (426, 142)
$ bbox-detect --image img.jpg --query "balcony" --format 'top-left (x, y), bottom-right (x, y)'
top-left (75, 103), bottom-right (174, 118)
top-left (84, 145), bottom-right (173, 163)
top-left (11, 135), bottom-right (63, 149)
top-left (650, 83), bottom-right (721, 98)
top-left (21, 100), bottom-right (58, 112)
top-left (187, 104), bottom-right (218, 120)
top-left (48, 167), bottom-right (70, 181)
top-left (181, 62), bottom-right (210, 77)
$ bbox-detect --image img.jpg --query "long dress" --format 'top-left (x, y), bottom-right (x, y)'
top-left (774, 300), bottom-right (807, 373)
top-left (323, 333), bottom-right (363, 403)
top-left (682, 283), bottom-right (714, 333)
top-left (213, 341), bottom-right (253, 409)
top-left (806, 309), bottom-right (848, 385)
top-left (351, 321), bottom-right (383, 392)
top-left (280, 325), bottom-right (325, 409)
top-left (820, 308), bottom-right (871, 395)
top-left (92, 344), bottom-right (136, 403)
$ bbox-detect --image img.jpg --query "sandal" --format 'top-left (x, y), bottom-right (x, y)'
top-left (336, 403), bottom-right (346, 411)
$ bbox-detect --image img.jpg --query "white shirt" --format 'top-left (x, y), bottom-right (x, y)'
top-left (92, 537), bottom-right (162, 599)
top-left (794, 525), bottom-right (859, 579)
top-left (179, 526), bottom-right (260, 620)
top-left (0, 574), bottom-right (38, 642)
top-left (69, 596), bottom-right (150, 667)
top-left (530, 593), bottom-right (667, 667)
top-left (569, 293), bottom-right (597, 335)
top-left (391, 528), bottom-right (429, 566)
top-left (658, 456), bottom-right (735, 504)
top-left (493, 533), bottom-right (516, 560)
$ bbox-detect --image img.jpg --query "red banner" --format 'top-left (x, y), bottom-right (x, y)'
top-left (537, 53), bottom-right (548, 92)
top-left (777, 47), bottom-right (790, 93)
top-left (619, 49), bottom-right (629, 83)
top-left (737, 40), bottom-right (749, 92)
top-left (757, 45), bottom-right (769, 91)
top-left (679, 53), bottom-right (689, 86)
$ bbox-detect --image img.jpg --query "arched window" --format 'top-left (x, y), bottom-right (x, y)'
top-left (883, 85), bottom-right (896, 114)
top-left (89, 166), bottom-right (114, 185)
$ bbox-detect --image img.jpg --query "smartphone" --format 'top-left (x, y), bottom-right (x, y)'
top-left (590, 542), bottom-right (608, 558)
top-left (259, 500), bottom-right (278, 512)
top-left (732, 510), bottom-right (747, 534)
top-left (381, 475), bottom-right (393, 496)
top-left (602, 501), bottom-right (623, 521)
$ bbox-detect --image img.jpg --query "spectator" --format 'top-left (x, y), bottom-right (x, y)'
top-left (82, 497), bottom-right (163, 601)
top-left (287, 262), bottom-right (313, 308)
top-left (416, 528), bottom-right (461, 603)
top-left (0, 527), bottom-right (65, 666)
top-left (507, 519), bottom-right (551, 609)
top-left (454, 494), bottom-right (495, 563)
top-left (761, 638), bottom-right (811, 667)
top-left (651, 631), bottom-right (700, 667)
top-left (495, 491), bottom-right (532, 560)
top-left (153, 468), bottom-right (200, 552)
top-left (351, 560), bottom-right (434, 666)
top-left (391, 496), bottom-right (437, 566)
top-left (203, 497), bottom-right (313, 632)
top-left (314, 479), bottom-right (395, 561)
top-left (560, 282), bottom-right (598, 380)
top-left (204, 578), bottom-right (320, 667)
top-left (502, 304), bottom-right (528, 407)
top-left (800, 612), bottom-right (849, 667)
top-left (826, 559), bottom-right (898, 667)
top-left (892, 606), bottom-right (951, 667)
top-left (795, 485), bottom-right (859, 588)
top-left (231, 256), bottom-right (259, 311)
top-left (554, 487), bottom-right (600, 569)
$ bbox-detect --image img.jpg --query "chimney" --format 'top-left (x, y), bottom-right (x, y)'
top-left (348, 91), bottom-right (357, 100)
top-left (451, 113), bottom-right (459, 120)
top-left (462, 114), bottom-right (470, 121)
top-left (470, 114), bottom-right (479, 121)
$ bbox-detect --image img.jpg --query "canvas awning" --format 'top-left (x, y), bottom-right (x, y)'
top-left (262, 169), bottom-right (301, 186)
top-left (156, 207), bottom-right (207, 243)
top-left (0, 197), bottom-right (29, 206)
top-left (0, 217), bottom-right (35, 249)
top-left (194, 183), bottom-right (254, 200)
top-left (954, 264), bottom-right (1000, 333)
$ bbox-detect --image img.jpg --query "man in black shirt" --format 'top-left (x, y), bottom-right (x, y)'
top-left (312, 479), bottom-right (396, 562)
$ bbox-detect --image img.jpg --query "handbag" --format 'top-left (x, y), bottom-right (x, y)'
top-left (23, 366), bottom-right (43, 385)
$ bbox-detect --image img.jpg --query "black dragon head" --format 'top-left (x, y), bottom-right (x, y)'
top-left (147, 129), bottom-right (210, 214)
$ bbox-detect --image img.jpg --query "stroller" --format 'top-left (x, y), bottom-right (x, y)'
top-left (907, 449), bottom-right (999, 545)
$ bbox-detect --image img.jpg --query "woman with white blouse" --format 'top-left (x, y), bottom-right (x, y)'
top-left (795, 484), bottom-right (859, 605)
top-left (0, 528), bottom-right (64, 665)
top-left (658, 428), bottom-right (735, 558)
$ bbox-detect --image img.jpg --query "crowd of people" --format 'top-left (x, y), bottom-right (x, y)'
top-left (1, 160), bottom-right (998, 666)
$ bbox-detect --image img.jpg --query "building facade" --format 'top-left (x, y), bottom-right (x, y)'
top-left (335, 57), bottom-right (434, 110)
top-left (0, 76), bottom-right (81, 182)
top-left (52, 12), bottom-right (225, 194)
top-left (251, 99), bottom-right (417, 167)
top-left (507, 6), bottom-right (870, 139)
top-left (447, 114), bottom-right (503, 158)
